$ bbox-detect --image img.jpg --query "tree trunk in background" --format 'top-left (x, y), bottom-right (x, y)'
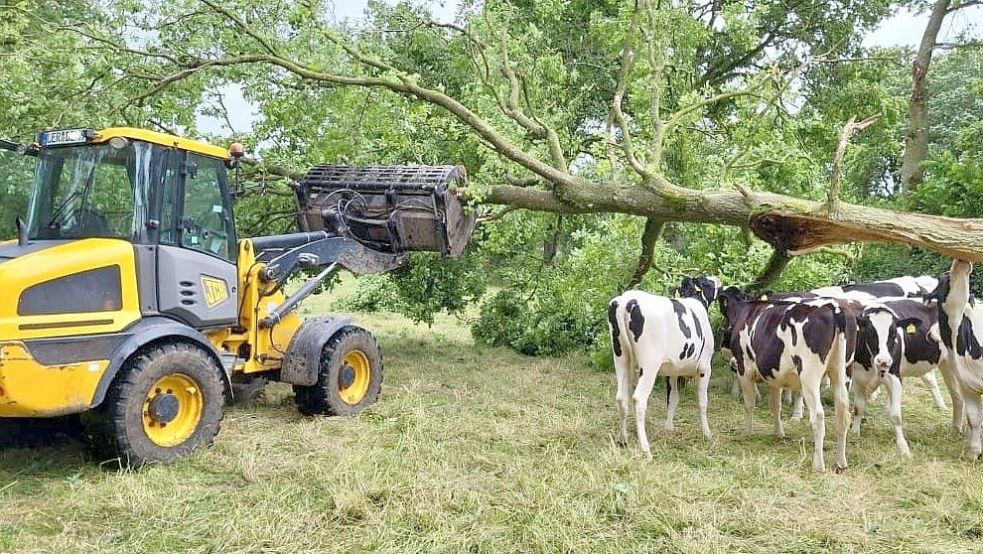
top-left (900, 0), bottom-right (950, 195)
top-left (627, 217), bottom-right (666, 288)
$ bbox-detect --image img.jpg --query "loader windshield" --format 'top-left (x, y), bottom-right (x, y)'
top-left (26, 140), bottom-right (162, 241)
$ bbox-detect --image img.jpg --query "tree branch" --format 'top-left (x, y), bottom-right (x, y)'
top-left (828, 114), bottom-right (879, 212)
top-left (612, 2), bottom-right (651, 180)
top-left (628, 217), bottom-right (666, 287)
top-left (748, 248), bottom-right (790, 293)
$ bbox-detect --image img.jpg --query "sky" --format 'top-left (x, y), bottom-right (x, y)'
top-left (196, 2), bottom-right (983, 135)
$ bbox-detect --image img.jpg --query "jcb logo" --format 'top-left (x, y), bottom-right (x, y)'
top-left (201, 276), bottom-right (229, 307)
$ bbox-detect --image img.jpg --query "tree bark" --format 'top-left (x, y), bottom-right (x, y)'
top-left (627, 217), bottom-right (666, 287)
top-left (748, 249), bottom-right (790, 293)
top-left (481, 180), bottom-right (983, 261)
top-left (900, 0), bottom-right (950, 195)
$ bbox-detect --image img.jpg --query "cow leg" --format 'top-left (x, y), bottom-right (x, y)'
top-left (800, 372), bottom-right (826, 472)
top-left (938, 358), bottom-right (965, 434)
top-left (884, 374), bottom-right (911, 457)
top-left (921, 370), bottom-right (947, 412)
top-left (963, 390), bottom-right (983, 461)
top-left (665, 376), bottom-right (680, 433)
top-left (782, 387), bottom-right (792, 405)
top-left (613, 352), bottom-right (632, 447)
top-left (791, 390), bottom-right (804, 421)
top-left (740, 376), bottom-right (757, 433)
top-left (730, 374), bottom-right (740, 398)
top-left (696, 365), bottom-right (712, 439)
top-left (632, 366), bottom-right (659, 459)
top-left (769, 385), bottom-right (785, 439)
top-left (829, 350), bottom-right (850, 472)
top-left (850, 380), bottom-right (867, 435)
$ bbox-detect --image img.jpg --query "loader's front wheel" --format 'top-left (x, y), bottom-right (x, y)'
top-left (293, 326), bottom-right (383, 416)
top-left (95, 343), bottom-right (225, 468)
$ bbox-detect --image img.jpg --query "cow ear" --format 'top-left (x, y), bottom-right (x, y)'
top-left (898, 317), bottom-right (922, 334)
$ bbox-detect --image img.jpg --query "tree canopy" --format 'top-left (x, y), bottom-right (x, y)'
top-left (2, 0), bottom-right (982, 355)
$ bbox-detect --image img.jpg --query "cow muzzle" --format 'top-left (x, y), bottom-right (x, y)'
top-left (874, 355), bottom-right (891, 374)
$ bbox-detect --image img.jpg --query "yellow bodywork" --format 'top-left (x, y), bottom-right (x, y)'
top-left (0, 343), bottom-right (108, 416)
top-left (0, 239), bottom-right (141, 415)
top-left (208, 239), bottom-right (301, 374)
top-left (90, 127), bottom-right (231, 160)
top-left (0, 239), bottom-right (142, 340)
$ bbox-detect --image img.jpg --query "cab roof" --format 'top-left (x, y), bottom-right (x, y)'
top-left (93, 127), bottom-right (230, 160)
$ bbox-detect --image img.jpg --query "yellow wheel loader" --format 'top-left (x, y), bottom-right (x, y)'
top-left (0, 128), bottom-right (474, 467)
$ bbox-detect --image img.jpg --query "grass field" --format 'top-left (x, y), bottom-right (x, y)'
top-left (2, 287), bottom-right (983, 553)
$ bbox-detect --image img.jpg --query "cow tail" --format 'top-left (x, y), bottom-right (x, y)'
top-left (618, 299), bottom-right (638, 387)
top-left (829, 308), bottom-right (849, 382)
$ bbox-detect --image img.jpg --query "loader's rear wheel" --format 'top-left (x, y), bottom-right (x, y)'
top-left (293, 326), bottom-right (383, 416)
top-left (96, 343), bottom-right (225, 468)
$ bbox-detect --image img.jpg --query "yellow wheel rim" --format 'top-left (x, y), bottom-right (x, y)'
top-left (338, 350), bottom-right (371, 405)
top-left (142, 373), bottom-right (204, 447)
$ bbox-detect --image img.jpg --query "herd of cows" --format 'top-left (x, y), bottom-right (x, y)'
top-left (607, 259), bottom-right (983, 472)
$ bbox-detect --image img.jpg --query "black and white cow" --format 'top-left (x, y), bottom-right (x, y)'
top-left (848, 299), bottom-right (961, 456)
top-left (928, 261), bottom-right (983, 459)
top-left (719, 288), bottom-right (855, 472)
top-left (607, 276), bottom-right (721, 458)
top-left (767, 278), bottom-right (955, 425)
top-left (809, 275), bottom-right (939, 300)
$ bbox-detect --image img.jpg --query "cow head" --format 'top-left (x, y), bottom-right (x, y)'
top-left (717, 286), bottom-right (745, 319)
top-left (857, 305), bottom-right (904, 376)
top-left (679, 275), bottom-right (721, 308)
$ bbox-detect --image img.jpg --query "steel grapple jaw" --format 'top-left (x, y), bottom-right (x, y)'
top-left (294, 165), bottom-right (476, 258)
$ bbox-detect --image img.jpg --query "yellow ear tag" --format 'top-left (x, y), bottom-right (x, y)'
top-left (906, 323), bottom-right (917, 334)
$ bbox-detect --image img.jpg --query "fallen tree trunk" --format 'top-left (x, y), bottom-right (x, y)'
top-left (481, 180), bottom-right (983, 261)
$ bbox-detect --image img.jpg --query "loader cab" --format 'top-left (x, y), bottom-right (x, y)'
top-left (22, 128), bottom-right (239, 328)
top-left (25, 128), bottom-right (236, 257)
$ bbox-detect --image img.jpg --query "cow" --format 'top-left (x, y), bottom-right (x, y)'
top-left (607, 276), bottom-right (721, 459)
top-left (848, 299), bottom-right (962, 456)
top-left (718, 288), bottom-right (854, 472)
top-left (810, 275), bottom-right (939, 301)
top-left (766, 278), bottom-right (955, 424)
top-left (927, 261), bottom-right (983, 459)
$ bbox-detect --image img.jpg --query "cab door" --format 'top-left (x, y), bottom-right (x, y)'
top-left (157, 151), bottom-right (238, 329)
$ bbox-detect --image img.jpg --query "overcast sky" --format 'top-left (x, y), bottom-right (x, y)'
top-left (197, 2), bottom-right (982, 135)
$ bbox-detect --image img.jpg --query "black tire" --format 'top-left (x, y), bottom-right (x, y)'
top-left (293, 325), bottom-right (383, 416)
top-left (92, 342), bottom-right (225, 468)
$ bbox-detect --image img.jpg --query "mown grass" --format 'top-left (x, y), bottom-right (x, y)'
top-left (2, 285), bottom-right (983, 553)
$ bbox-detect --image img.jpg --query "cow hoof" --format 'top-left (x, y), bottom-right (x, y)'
top-left (834, 464), bottom-right (847, 474)
top-left (968, 450), bottom-right (982, 461)
top-left (812, 463), bottom-right (826, 473)
top-left (664, 425), bottom-right (675, 433)
top-left (900, 449), bottom-right (912, 459)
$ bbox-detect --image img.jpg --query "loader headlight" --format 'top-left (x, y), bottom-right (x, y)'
top-left (37, 128), bottom-right (95, 147)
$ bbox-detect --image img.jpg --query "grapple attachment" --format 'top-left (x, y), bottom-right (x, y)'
top-left (294, 165), bottom-right (476, 257)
